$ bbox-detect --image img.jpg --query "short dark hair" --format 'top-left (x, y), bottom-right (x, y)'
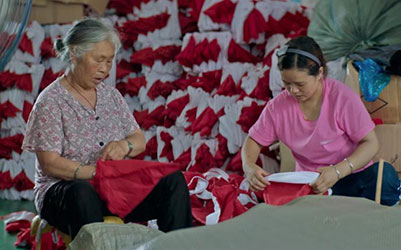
top-left (278, 36), bottom-right (326, 76)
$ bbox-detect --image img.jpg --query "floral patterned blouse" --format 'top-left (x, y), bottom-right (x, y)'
top-left (22, 78), bottom-right (139, 213)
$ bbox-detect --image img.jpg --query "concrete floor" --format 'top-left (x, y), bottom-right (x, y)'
top-left (0, 199), bottom-right (36, 249)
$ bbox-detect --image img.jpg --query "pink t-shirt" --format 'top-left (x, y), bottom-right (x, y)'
top-left (249, 77), bottom-right (375, 172)
top-left (22, 78), bottom-right (139, 212)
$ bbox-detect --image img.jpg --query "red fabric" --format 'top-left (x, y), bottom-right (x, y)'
top-left (18, 33), bottom-right (34, 56)
top-left (136, 136), bottom-right (158, 160)
top-left (117, 76), bottom-right (147, 97)
top-left (23, 100), bottom-right (33, 123)
top-left (188, 144), bottom-right (218, 173)
top-left (173, 148), bottom-right (192, 170)
top-left (185, 107), bottom-right (197, 124)
top-left (226, 150), bottom-right (243, 174)
top-left (120, 12), bottom-right (170, 48)
top-left (0, 134), bottom-right (24, 159)
top-left (163, 94), bottom-right (190, 127)
top-left (116, 60), bottom-right (141, 80)
top-left (93, 159), bottom-right (180, 218)
top-left (4, 220), bottom-right (30, 233)
top-left (248, 70), bottom-right (271, 101)
top-left (133, 105), bottom-right (166, 130)
top-left (0, 100), bottom-right (21, 123)
top-left (176, 37), bottom-right (221, 68)
top-left (40, 68), bottom-right (63, 91)
top-left (13, 171), bottom-right (35, 191)
top-left (372, 118), bottom-right (383, 125)
top-left (15, 227), bottom-right (35, 248)
top-left (227, 39), bottom-right (261, 64)
top-left (147, 80), bottom-right (179, 100)
top-left (216, 74), bottom-right (240, 96)
top-left (214, 134), bottom-right (229, 167)
top-left (263, 182), bottom-right (322, 206)
top-left (204, 0), bottom-right (236, 25)
top-left (189, 107), bottom-right (218, 136)
top-left (265, 10), bottom-right (310, 38)
top-left (159, 131), bottom-right (175, 162)
top-left (243, 8), bottom-right (267, 43)
top-left (40, 37), bottom-right (57, 59)
top-left (107, 0), bottom-right (151, 15)
top-left (0, 71), bottom-right (33, 92)
top-left (0, 171), bottom-right (13, 189)
top-left (237, 101), bottom-right (265, 133)
top-left (178, 12), bottom-right (199, 34)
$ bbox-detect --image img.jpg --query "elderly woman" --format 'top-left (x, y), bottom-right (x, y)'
top-left (22, 19), bottom-right (192, 239)
top-left (242, 36), bottom-right (401, 206)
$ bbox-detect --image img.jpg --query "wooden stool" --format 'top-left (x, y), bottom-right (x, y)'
top-left (30, 215), bottom-right (124, 249)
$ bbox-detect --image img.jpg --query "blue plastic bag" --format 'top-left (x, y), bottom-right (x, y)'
top-left (353, 58), bottom-right (390, 102)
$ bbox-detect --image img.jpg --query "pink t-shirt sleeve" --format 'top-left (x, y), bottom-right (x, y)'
top-left (22, 99), bottom-right (63, 154)
top-left (339, 89), bottom-right (375, 143)
top-left (248, 103), bottom-right (277, 146)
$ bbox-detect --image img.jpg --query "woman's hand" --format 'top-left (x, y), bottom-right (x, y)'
top-left (310, 166), bottom-right (339, 194)
top-left (244, 162), bottom-right (270, 192)
top-left (100, 140), bottom-right (128, 161)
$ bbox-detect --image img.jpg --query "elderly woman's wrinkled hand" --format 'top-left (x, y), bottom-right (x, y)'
top-left (100, 140), bottom-right (128, 161)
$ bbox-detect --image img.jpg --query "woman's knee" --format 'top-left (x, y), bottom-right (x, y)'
top-left (371, 162), bottom-right (401, 206)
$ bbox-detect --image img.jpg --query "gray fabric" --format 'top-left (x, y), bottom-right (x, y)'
top-left (308, 0), bottom-right (401, 62)
top-left (137, 196), bottom-right (401, 250)
top-left (68, 222), bottom-right (163, 250)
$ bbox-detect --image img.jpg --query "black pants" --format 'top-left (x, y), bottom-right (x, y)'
top-left (41, 171), bottom-right (193, 239)
top-left (332, 162), bottom-right (401, 206)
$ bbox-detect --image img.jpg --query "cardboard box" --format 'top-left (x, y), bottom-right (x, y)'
top-left (374, 124), bottom-right (401, 176)
top-left (344, 60), bottom-right (401, 124)
top-left (30, 1), bottom-right (84, 24)
top-left (33, 0), bottom-right (48, 6)
top-left (54, 0), bottom-right (108, 14)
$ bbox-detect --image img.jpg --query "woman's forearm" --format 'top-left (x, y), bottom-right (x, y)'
top-left (36, 151), bottom-right (96, 180)
top-left (241, 136), bottom-right (263, 168)
top-left (124, 128), bottom-right (146, 158)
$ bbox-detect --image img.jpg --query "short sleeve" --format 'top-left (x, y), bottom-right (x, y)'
top-left (112, 88), bottom-right (140, 136)
top-left (340, 92), bottom-right (375, 143)
top-left (248, 103), bottom-right (278, 146)
top-left (22, 99), bottom-right (63, 154)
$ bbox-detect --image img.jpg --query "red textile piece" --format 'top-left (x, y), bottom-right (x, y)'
top-left (0, 71), bottom-right (33, 92)
top-left (18, 33), bottom-right (34, 56)
top-left (243, 8), bottom-right (267, 43)
top-left (189, 144), bottom-right (218, 173)
top-left (265, 10), bottom-right (310, 38)
top-left (13, 171), bottom-right (35, 191)
top-left (248, 70), bottom-right (271, 101)
top-left (40, 37), bottom-right (57, 59)
top-left (163, 94), bottom-right (190, 127)
top-left (120, 12), bottom-right (170, 48)
top-left (237, 101), bottom-right (265, 133)
top-left (204, 0), bottom-right (237, 24)
top-left (0, 134), bottom-right (24, 159)
top-left (159, 131), bottom-right (175, 162)
top-left (214, 134), bottom-right (229, 167)
top-left (226, 150), bottom-right (243, 174)
top-left (5, 220), bottom-right (31, 233)
top-left (185, 107), bottom-right (197, 124)
top-left (147, 80), bottom-right (179, 100)
top-left (263, 182), bottom-right (315, 205)
top-left (227, 39), bottom-right (260, 64)
top-left (0, 171), bottom-right (13, 189)
top-left (15, 227), bottom-right (35, 248)
top-left (23, 100), bottom-right (33, 123)
top-left (40, 68), bottom-right (63, 91)
top-left (190, 107), bottom-right (218, 136)
top-left (178, 12), bottom-right (199, 34)
top-left (133, 105), bottom-right (166, 130)
top-left (107, 0), bottom-right (151, 15)
top-left (176, 37), bottom-right (221, 68)
top-left (173, 148), bottom-right (191, 170)
top-left (0, 100), bottom-right (21, 123)
top-left (123, 76), bottom-right (147, 97)
top-left (93, 159), bottom-right (180, 218)
top-left (116, 60), bottom-right (141, 80)
top-left (136, 135), bottom-right (158, 160)
top-left (216, 74), bottom-right (240, 96)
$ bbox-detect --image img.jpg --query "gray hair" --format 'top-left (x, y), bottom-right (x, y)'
top-left (55, 18), bottom-right (121, 65)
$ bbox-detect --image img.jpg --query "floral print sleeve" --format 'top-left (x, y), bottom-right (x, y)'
top-left (22, 96), bottom-right (63, 154)
top-left (112, 87), bottom-right (139, 137)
